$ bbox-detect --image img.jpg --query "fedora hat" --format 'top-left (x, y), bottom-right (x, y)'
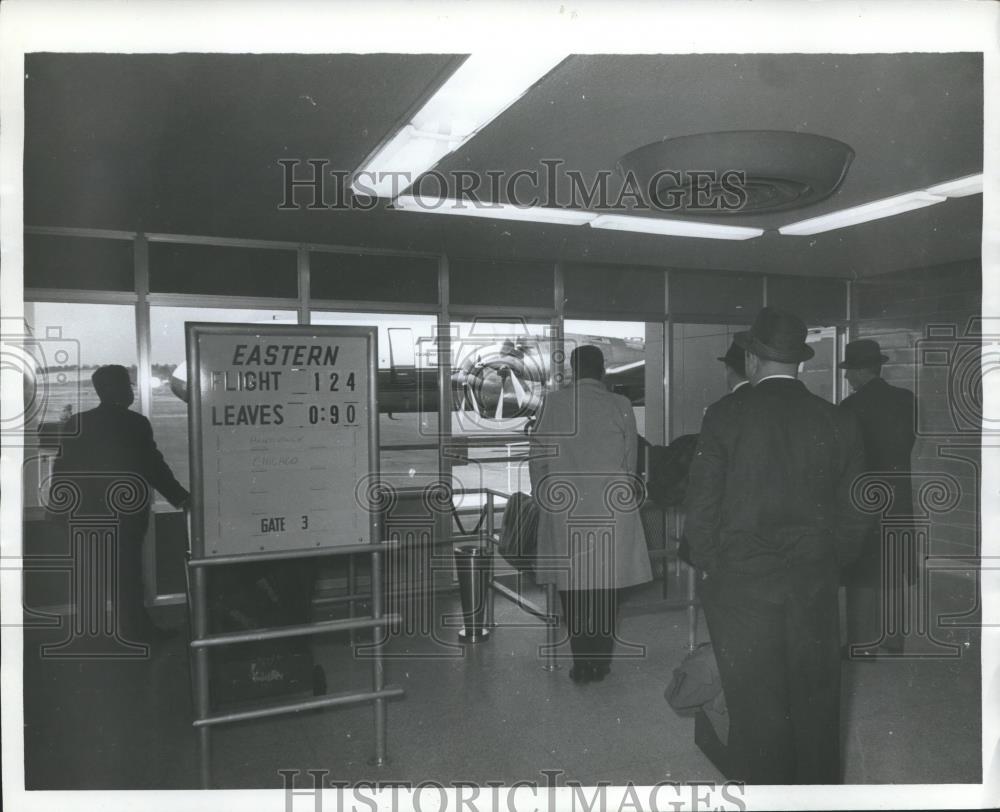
top-left (733, 307), bottom-right (814, 364)
top-left (838, 339), bottom-right (889, 369)
top-left (717, 339), bottom-right (746, 376)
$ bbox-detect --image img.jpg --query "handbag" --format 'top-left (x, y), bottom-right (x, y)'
top-left (497, 491), bottom-right (539, 571)
top-left (665, 642), bottom-right (731, 748)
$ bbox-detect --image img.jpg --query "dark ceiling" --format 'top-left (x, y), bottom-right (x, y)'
top-left (24, 52), bottom-right (983, 278)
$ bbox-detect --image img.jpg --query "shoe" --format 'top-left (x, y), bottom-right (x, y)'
top-left (589, 662), bottom-right (611, 681)
top-left (569, 664), bottom-right (592, 684)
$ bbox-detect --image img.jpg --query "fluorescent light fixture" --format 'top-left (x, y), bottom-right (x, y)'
top-left (589, 214), bottom-right (764, 241)
top-left (353, 54), bottom-right (566, 199)
top-left (393, 195), bottom-right (596, 226)
top-left (926, 173), bottom-right (984, 198)
top-left (777, 191), bottom-right (945, 236)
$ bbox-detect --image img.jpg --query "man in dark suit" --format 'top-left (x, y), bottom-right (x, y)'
top-left (684, 307), bottom-right (869, 784)
top-left (52, 365), bottom-right (189, 642)
top-left (838, 339), bottom-right (916, 656)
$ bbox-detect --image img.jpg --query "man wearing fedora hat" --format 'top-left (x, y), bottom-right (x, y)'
top-left (717, 339), bottom-right (751, 401)
top-left (838, 339), bottom-right (916, 657)
top-left (684, 307), bottom-right (869, 784)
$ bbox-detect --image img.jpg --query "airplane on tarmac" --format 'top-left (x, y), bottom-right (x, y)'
top-left (168, 329), bottom-right (646, 424)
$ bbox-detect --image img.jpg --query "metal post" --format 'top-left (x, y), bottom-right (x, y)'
top-left (662, 506), bottom-right (670, 600)
top-left (687, 564), bottom-right (698, 651)
top-left (191, 564), bottom-right (212, 788)
top-left (548, 264), bottom-right (565, 673)
top-left (369, 548), bottom-right (388, 767)
top-left (134, 234), bottom-right (161, 610)
top-left (436, 255), bottom-right (453, 599)
top-left (297, 246), bottom-right (310, 325)
top-left (348, 554), bottom-right (357, 645)
top-left (134, 233), bottom-right (152, 417)
top-left (542, 582), bottom-right (560, 671)
top-left (664, 271), bottom-right (673, 445)
top-left (485, 491), bottom-right (496, 628)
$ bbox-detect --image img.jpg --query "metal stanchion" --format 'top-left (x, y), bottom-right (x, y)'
top-left (188, 543), bottom-right (402, 785)
top-left (348, 555), bottom-right (357, 646)
top-left (485, 492), bottom-right (496, 628)
top-left (191, 565), bottom-right (212, 789)
top-left (687, 564), bottom-right (698, 651)
top-left (370, 547), bottom-right (388, 767)
top-left (542, 582), bottom-right (560, 671)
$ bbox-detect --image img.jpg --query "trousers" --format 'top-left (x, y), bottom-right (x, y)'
top-left (844, 529), bottom-right (918, 653)
top-left (701, 571), bottom-right (841, 784)
top-left (559, 588), bottom-right (618, 667)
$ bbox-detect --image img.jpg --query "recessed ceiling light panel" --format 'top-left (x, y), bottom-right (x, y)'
top-left (393, 196), bottom-right (596, 225)
top-left (590, 214), bottom-right (764, 240)
top-left (616, 130), bottom-right (854, 216)
top-left (777, 190), bottom-right (945, 236)
top-left (353, 54), bottom-right (566, 199)
top-left (926, 173), bottom-right (983, 198)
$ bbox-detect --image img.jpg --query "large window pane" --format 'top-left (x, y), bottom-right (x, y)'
top-left (671, 323), bottom-right (747, 437)
top-left (564, 319), bottom-right (654, 439)
top-left (801, 327), bottom-right (837, 402)
top-left (446, 318), bottom-right (552, 530)
top-left (149, 306), bottom-right (296, 491)
top-left (22, 302), bottom-right (137, 508)
top-left (672, 323), bottom-right (837, 438)
top-left (23, 302), bottom-right (137, 421)
top-left (311, 311), bottom-right (439, 450)
top-left (453, 451), bottom-right (532, 496)
top-left (450, 319), bottom-right (552, 439)
top-left (381, 448), bottom-right (438, 479)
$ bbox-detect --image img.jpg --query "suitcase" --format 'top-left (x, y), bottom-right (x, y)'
top-left (211, 640), bottom-right (318, 705)
top-left (207, 560), bottom-right (324, 706)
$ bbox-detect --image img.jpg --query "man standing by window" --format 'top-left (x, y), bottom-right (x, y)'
top-left (838, 339), bottom-right (916, 657)
top-left (52, 365), bottom-right (189, 644)
top-left (529, 345), bottom-right (652, 684)
top-left (684, 307), bottom-right (869, 783)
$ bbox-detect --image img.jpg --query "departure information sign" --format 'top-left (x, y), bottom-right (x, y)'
top-left (186, 323), bottom-right (378, 559)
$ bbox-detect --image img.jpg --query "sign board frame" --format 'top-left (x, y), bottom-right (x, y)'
top-left (185, 322), bottom-right (379, 561)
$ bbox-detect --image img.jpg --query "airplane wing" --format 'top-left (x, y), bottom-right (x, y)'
top-left (605, 359), bottom-right (645, 376)
top-left (604, 359), bottom-right (645, 405)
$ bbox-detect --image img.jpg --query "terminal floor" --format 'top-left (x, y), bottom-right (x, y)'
top-left (22, 569), bottom-right (982, 789)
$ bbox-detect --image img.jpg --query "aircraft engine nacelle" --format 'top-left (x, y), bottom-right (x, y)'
top-left (170, 362), bottom-right (189, 403)
top-left (450, 340), bottom-right (549, 425)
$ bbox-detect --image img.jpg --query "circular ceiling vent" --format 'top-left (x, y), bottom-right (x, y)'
top-left (615, 130), bottom-right (854, 216)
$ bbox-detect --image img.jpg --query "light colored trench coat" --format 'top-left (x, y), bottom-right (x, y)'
top-left (528, 378), bottom-right (653, 591)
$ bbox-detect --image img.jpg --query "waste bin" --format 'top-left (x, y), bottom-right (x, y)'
top-left (453, 543), bottom-right (491, 643)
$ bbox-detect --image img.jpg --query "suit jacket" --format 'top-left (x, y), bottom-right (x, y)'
top-left (676, 383), bottom-right (752, 565)
top-left (52, 403), bottom-right (189, 517)
top-left (839, 377), bottom-right (915, 517)
top-left (529, 379), bottom-right (652, 590)
top-left (684, 378), bottom-right (870, 581)
top-left (721, 380), bottom-right (752, 404)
